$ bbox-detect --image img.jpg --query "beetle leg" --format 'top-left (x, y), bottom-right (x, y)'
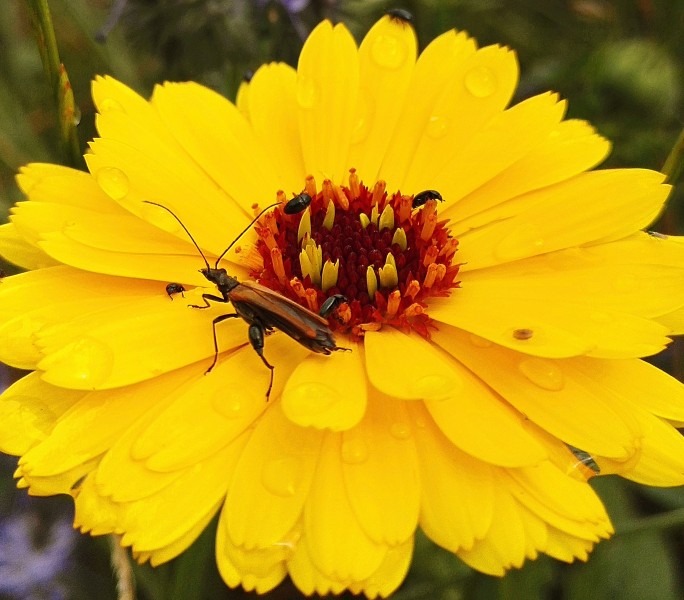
top-left (205, 313), bottom-right (241, 374)
top-left (247, 322), bottom-right (275, 401)
top-left (190, 293), bottom-right (227, 309)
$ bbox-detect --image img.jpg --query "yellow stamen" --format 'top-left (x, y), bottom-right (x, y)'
top-left (321, 259), bottom-right (340, 292)
top-left (398, 194), bottom-right (412, 223)
top-left (333, 183), bottom-right (349, 210)
top-left (366, 265), bottom-right (378, 299)
top-left (260, 227), bottom-right (277, 251)
top-left (379, 204), bottom-right (395, 231)
top-left (305, 287), bottom-right (318, 312)
top-left (349, 168), bottom-right (360, 199)
top-left (297, 207), bottom-right (311, 243)
top-left (386, 289), bottom-right (401, 318)
top-left (434, 263), bottom-right (447, 282)
top-left (421, 211), bottom-right (437, 241)
top-left (322, 179), bottom-right (334, 207)
top-left (439, 238), bottom-right (458, 259)
top-left (385, 252), bottom-right (396, 269)
top-left (405, 279), bottom-right (420, 299)
top-left (323, 199), bottom-right (336, 230)
top-left (305, 174), bottom-right (317, 198)
top-left (299, 248), bottom-right (313, 283)
top-left (378, 262), bottom-right (398, 289)
top-left (264, 211), bottom-right (278, 235)
top-left (271, 247), bottom-right (287, 285)
top-left (423, 245), bottom-right (438, 267)
top-left (370, 204), bottom-right (379, 227)
top-left (290, 278), bottom-right (307, 300)
top-left (423, 262), bottom-right (439, 288)
top-left (276, 189), bottom-right (288, 205)
top-left (391, 227), bottom-right (407, 251)
top-left (404, 303), bottom-right (424, 318)
top-left (371, 180), bottom-right (386, 207)
top-left (301, 239), bottom-right (323, 286)
top-left (359, 213), bottom-right (370, 229)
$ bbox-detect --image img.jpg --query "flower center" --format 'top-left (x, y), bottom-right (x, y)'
top-left (252, 169), bottom-right (460, 338)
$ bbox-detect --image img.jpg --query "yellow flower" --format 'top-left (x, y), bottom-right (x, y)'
top-left (2, 13), bottom-right (684, 597)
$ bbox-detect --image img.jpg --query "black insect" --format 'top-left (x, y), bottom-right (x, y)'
top-left (242, 69), bottom-right (254, 83)
top-left (412, 189), bottom-right (443, 208)
top-left (166, 283), bottom-right (186, 299)
top-left (144, 200), bottom-right (345, 400)
top-left (387, 8), bottom-right (413, 23)
top-left (283, 192), bottom-right (312, 215)
top-left (319, 294), bottom-right (348, 318)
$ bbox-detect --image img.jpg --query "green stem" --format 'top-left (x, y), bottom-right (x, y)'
top-left (662, 126), bottom-right (684, 184)
top-left (614, 507), bottom-right (684, 536)
top-left (25, 0), bottom-right (83, 167)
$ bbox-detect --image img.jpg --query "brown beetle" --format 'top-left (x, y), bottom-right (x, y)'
top-left (144, 198), bottom-right (345, 399)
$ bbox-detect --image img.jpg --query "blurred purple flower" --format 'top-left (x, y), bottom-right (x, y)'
top-left (0, 513), bottom-right (75, 600)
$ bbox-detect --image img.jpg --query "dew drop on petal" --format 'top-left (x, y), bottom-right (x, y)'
top-left (283, 381), bottom-right (338, 425)
top-left (370, 34), bottom-right (408, 69)
top-left (261, 456), bottom-right (301, 497)
top-left (296, 77), bottom-right (317, 109)
top-left (351, 95), bottom-right (374, 144)
top-left (341, 438), bottom-right (369, 464)
top-left (518, 358), bottom-right (565, 391)
top-left (214, 396), bottom-right (244, 419)
top-left (464, 65), bottom-right (497, 98)
top-left (71, 106), bottom-right (82, 126)
top-left (426, 115), bottom-right (449, 139)
top-left (99, 97), bottom-right (125, 113)
top-left (96, 167), bottom-right (130, 200)
top-left (44, 336), bottom-right (115, 388)
top-left (389, 421), bottom-right (411, 440)
top-left (411, 372), bottom-right (461, 399)
top-left (494, 224), bottom-right (545, 262)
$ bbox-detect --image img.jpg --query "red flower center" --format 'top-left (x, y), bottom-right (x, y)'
top-left (252, 170), bottom-right (460, 338)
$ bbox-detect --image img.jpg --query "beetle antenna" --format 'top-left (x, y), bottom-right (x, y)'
top-left (143, 201), bottom-right (212, 271)
top-left (214, 202), bottom-right (281, 267)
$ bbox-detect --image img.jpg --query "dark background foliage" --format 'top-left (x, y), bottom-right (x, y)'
top-left (1, 1), bottom-right (684, 598)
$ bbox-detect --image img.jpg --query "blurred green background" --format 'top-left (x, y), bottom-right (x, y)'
top-left (1, 1), bottom-right (684, 599)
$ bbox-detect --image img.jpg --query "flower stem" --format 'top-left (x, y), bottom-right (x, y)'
top-left (24, 0), bottom-right (83, 168)
top-left (110, 535), bottom-right (136, 600)
top-left (662, 126), bottom-right (684, 185)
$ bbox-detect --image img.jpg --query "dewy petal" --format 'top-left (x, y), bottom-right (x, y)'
top-left (0, 222), bottom-right (59, 270)
top-left (414, 91), bottom-right (565, 204)
top-left (297, 21), bottom-right (360, 183)
top-left (216, 510), bottom-right (289, 594)
top-left (304, 432), bottom-right (386, 582)
top-left (348, 14), bottom-right (417, 183)
top-left (432, 326), bottom-right (643, 460)
top-left (282, 340), bottom-right (366, 431)
top-left (0, 372), bottom-right (85, 455)
top-left (349, 538), bottom-right (414, 599)
top-left (378, 28), bottom-right (477, 190)
top-left (288, 535), bottom-right (349, 596)
top-left (364, 328), bottom-right (462, 400)
top-left (223, 401), bottom-right (323, 550)
top-left (150, 81), bottom-right (281, 212)
top-left (457, 169), bottom-right (670, 270)
top-left (247, 63), bottom-right (306, 192)
top-left (446, 119), bottom-right (611, 230)
top-left (36, 291), bottom-right (247, 389)
top-left (340, 393), bottom-right (420, 545)
top-left (393, 43), bottom-right (519, 193)
top-left (410, 402), bottom-right (495, 553)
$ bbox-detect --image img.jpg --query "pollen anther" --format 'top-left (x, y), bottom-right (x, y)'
top-left (321, 259), bottom-right (340, 292)
top-left (297, 207), bottom-right (311, 243)
top-left (391, 227), bottom-right (407, 250)
top-left (379, 204), bottom-right (395, 231)
top-left (366, 266), bottom-right (378, 298)
top-left (305, 175), bottom-right (317, 198)
top-left (323, 200), bottom-right (336, 230)
top-left (387, 290), bottom-right (401, 317)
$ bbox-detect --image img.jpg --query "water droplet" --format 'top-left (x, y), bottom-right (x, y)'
top-left (42, 336), bottom-right (114, 388)
top-left (71, 106), bottom-right (82, 126)
top-left (261, 456), bottom-right (301, 497)
top-left (341, 438), bottom-right (369, 464)
top-left (494, 224), bottom-right (545, 261)
top-left (296, 77), bottom-right (317, 109)
top-left (464, 65), bottom-right (497, 98)
top-left (389, 421), bottom-right (411, 440)
top-left (282, 382), bottom-right (338, 427)
top-left (426, 115), bottom-right (449, 139)
top-left (370, 34), bottom-right (408, 69)
top-left (99, 97), bottom-right (125, 113)
top-left (518, 358), bottom-right (565, 391)
top-left (214, 397), bottom-right (244, 418)
top-left (351, 95), bottom-right (374, 144)
top-left (469, 333), bottom-right (492, 348)
top-left (96, 167), bottom-right (129, 200)
top-left (411, 372), bottom-right (461, 399)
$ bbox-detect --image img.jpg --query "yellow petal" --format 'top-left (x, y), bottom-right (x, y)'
top-left (0, 222), bottom-right (59, 270)
top-left (224, 401), bottom-right (323, 549)
top-left (349, 14), bottom-right (417, 182)
top-left (349, 537), bottom-right (414, 599)
top-left (248, 63), bottom-right (306, 192)
top-left (288, 534), bottom-right (350, 596)
top-left (304, 432), bottom-right (386, 581)
top-left (340, 393), bottom-right (419, 544)
top-left (297, 21), bottom-right (360, 182)
top-left (282, 339), bottom-right (366, 431)
top-left (364, 327), bottom-right (462, 400)
top-left (411, 402), bottom-right (494, 553)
